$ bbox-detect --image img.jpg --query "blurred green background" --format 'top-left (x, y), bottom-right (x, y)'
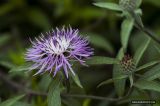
top-left (0, 0), bottom-right (160, 106)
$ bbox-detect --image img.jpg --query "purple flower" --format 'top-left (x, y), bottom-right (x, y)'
top-left (25, 26), bottom-right (93, 78)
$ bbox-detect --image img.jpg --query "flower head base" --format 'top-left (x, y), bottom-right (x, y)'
top-left (120, 54), bottom-right (135, 72)
top-left (25, 26), bottom-right (93, 78)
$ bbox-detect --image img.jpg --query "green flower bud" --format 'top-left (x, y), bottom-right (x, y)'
top-left (119, 0), bottom-right (137, 11)
top-left (120, 54), bottom-right (136, 73)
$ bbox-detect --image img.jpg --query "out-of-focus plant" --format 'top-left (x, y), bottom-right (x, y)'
top-left (1, 0), bottom-right (160, 106)
top-left (92, 0), bottom-right (160, 103)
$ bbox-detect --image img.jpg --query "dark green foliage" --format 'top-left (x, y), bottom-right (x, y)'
top-left (1, 0), bottom-right (160, 106)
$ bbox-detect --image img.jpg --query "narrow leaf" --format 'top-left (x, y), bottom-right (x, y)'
top-left (0, 4), bottom-right (13, 16)
top-left (0, 61), bottom-right (15, 69)
top-left (133, 37), bottom-right (151, 66)
top-left (48, 78), bottom-right (61, 106)
top-left (146, 0), bottom-right (160, 7)
top-left (141, 64), bottom-right (160, 81)
top-left (113, 48), bottom-right (126, 97)
top-left (116, 48), bottom-right (124, 60)
top-left (89, 33), bottom-right (114, 53)
top-left (136, 0), bottom-right (143, 7)
top-left (39, 74), bottom-right (52, 91)
top-left (0, 33), bottom-right (10, 47)
top-left (129, 75), bottom-right (134, 87)
top-left (71, 73), bottom-right (83, 88)
top-left (135, 9), bottom-right (142, 15)
top-left (121, 18), bottom-right (134, 50)
top-left (93, 2), bottom-right (122, 11)
top-left (98, 75), bottom-right (128, 88)
top-left (134, 80), bottom-right (160, 93)
top-left (136, 60), bottom-right (160, 72)
top-left (86, 56), bottom-right (119, 65)
top-left (27, 9), bottom-right (51, 30)
top-left (155, 45), bottom-right (160, 53)
top-left (0, 94), bottom-right (25, 106)
top-left (9, 63), bottom-right (32, 73)
top-left (12, 102), bottom-right (31, 106)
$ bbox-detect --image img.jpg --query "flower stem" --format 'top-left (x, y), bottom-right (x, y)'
top-left (135, 21), bottom-right (160, 44)
top-left (62, 87), bottom-right (133, 102)
top-left (0, 70), bottom-right (133, 102)
top-left (141, 27), bottom-right (160, 44)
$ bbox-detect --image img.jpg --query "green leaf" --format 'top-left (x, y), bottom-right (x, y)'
top-left (0, 94), bottom-right (25, 106)
top-left (93, 2), bottom-right (122, 11)
top-left (141, 64), bottom-right (160, 81)
top-left (98, 75), bottom-right (128, 88)
top-left (88, 33), bottom-right (114, 53)
top-left (0, 4), bottom-right (14, 16)
top-left (12, 102), bottom-right (32, 106)
top-left (136, 60), bottom-right (160, 72)
top-left (121, 18), bottom-right (134, 50)
top-left (8, 50), bottom-right (25, 65)
top-left (116, 48), bottom-right (124, 60)
top-left (9, 63), bottom-right (32, 73)
top-left (145, 0), bottom-right (160, 7)
top-left (113, 64), bottom-right (126, 97)
top-left (129, 75), bottom-right (134, 87)
top-left (136, 0), bottom-right (143, 7)
top-left (27, 8), bottom-right (51, 31)
top-left (48, 78), bottom-right (61, 106)
top-left (83, 99), bottom-right (91, 106)
top-left (39, 74), bottom-right (52, 91)
top-left (113, 48), bottom-right (126, 97)
top-left (0, 61), bottom-right (15, 69)
top-left (133, 37), bottom-right (151, 66)
top-left (72, 7), bottom-right (105, 20)
top-left (155, 45), bottom-right (160, 53)
top-left (86, 56), bottom-right (119, 65)
top-left (134, 80), bottom-right (160, 93)
top-left (70, 73), bottom-right (83, 88)
top-left (0, 33), bottom-right (10, 47)
top-left (135, 9), bottom-right (142, 15)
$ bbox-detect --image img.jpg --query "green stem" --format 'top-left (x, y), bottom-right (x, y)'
top-left (62, 87), bottom-right (133, 101)
top-left (0, 70), bottom-right (133, 102)
top-left (141, 27), bottom-right (160, 44)
top-left (135, 21), bottom-right (160, 44)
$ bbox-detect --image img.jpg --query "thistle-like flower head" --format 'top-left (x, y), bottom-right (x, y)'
top-left (25, 26), bottom-right (93, 78)
top-left (120, 54), bottom-right (135, 72)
